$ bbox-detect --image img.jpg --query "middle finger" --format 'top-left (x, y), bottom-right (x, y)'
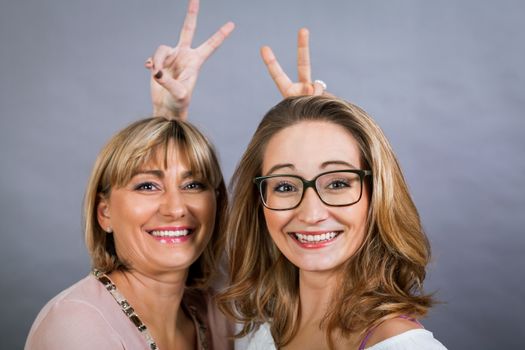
top-left (297, 28), bottom-right (311, 83)
top-left (179, 0), bottom-right (200, 47)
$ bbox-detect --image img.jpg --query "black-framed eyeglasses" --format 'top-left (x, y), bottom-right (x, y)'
top-left (253, 169), bottom-right (372, 211)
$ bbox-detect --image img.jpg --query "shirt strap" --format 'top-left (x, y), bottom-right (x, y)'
top-left (358, 315), bottom-right (423, 350)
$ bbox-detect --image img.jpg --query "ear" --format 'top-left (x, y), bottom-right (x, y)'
top-left (97, 196), bottom-right (111, 233)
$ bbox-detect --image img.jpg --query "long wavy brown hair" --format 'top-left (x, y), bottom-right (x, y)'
top-left (218, 96), bottom-right (433, 347)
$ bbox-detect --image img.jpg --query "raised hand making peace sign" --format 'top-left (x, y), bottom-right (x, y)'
top-left (146, 0), bottom-right (235, 120)
top-left (260, 28), bottom-right (327, 98)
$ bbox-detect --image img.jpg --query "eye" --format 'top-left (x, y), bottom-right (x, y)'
top-left (182, 181), bottom-right (208, 192)
top-left (134, 182), bottom-right (160, 191)
top-left (326, 179), bottom-right (351, 190)
top-left (273, 181), bottom-right (298, 193)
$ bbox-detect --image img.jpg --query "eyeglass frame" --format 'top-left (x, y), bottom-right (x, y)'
top-left (253, 169), bottom-right (372, 211)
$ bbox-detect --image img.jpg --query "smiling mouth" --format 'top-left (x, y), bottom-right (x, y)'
top-left (289, 231), bottom-right (342, 244)
top-left (148, 229), bottom-right (193, 238)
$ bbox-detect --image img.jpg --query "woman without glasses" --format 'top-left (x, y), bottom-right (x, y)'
top-left (26, 117), bottom-right (232, 350)
top-left (25, 1), bottom-right (234, 349)
top-left (146, 4), bottom-right (447, 347)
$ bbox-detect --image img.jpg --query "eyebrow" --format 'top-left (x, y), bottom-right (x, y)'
top-left (320, 160), bottom-right (358, 169)
top-left (265, 163), bottom-right (295, 176)
top-left (265, 160), bottom-right (359, 176)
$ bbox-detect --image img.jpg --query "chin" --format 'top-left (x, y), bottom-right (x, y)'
top-left (290, 257), bottom-right (346, 274)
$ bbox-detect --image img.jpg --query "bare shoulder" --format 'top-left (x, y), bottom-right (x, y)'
top-left (365, 317), bottom-right (423, 347)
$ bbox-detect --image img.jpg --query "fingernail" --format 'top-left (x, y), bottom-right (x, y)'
top-left (154, 70), bottom-right (163, 79)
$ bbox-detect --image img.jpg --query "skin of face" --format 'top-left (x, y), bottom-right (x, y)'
top-left (261, 120), bottom-right (370, 274)
top-left (97, 143), bottom-right (217, 277)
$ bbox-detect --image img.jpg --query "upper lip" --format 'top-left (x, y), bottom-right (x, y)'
top-left (288, 230), bottom-right (343, 235)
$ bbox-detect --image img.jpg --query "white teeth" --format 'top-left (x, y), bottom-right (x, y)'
top-left (294, 231), bottom-right (338, 243)
top-left (150, 230), bottom-right (190, 237)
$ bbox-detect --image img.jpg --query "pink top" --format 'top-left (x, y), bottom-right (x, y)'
top-left (25, 274), bottom-right (232, 350)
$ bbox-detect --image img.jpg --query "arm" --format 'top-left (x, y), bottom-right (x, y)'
top-left (261, 28), bottom-right (327, 97)
top-left (146, 0), bottom-right (235, 120)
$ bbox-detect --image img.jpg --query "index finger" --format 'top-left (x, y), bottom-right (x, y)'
top-left (196, 21), bottom-right (235, 59)
top-left (297, 28), bottom-right (311, 83)
top-left (261, 46), bottom-right (293, 96)
top-left (178, 0), bottom-right (199, 47)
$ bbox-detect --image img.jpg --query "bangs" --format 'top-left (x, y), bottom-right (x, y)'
top-left (100, 118), bottom-right (221, 193)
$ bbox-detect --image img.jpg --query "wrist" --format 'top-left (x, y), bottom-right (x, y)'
top-left (153, 105), bottom-right (188, 121)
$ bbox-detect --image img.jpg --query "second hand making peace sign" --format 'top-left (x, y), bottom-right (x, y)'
top-left (145, 0), bottom-right (235, 120)
top-left (261, 28), bottom-right (327, 98)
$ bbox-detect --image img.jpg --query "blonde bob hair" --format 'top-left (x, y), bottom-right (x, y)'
top-left (83, 117), bottom-right (227, 288)
top-left (219, 96), bottom-right (433, 346)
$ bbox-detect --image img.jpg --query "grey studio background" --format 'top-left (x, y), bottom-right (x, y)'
top-left (1, 0), bottom-right (524, 348)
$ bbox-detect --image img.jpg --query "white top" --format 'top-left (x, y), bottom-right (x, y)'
top-left (237, 323), bottom-right (448, 350)
top-left (364, 329), bottom-right (447, 350)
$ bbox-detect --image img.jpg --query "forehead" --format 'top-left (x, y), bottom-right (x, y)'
top-left (262, 121), bottom-right (362, 175)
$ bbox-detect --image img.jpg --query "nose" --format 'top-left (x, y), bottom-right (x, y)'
top-left (159, 188), bottom-right (187, 218)
top-left (295, 187), bottom-right (328, 224)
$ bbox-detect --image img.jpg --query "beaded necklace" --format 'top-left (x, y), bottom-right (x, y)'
top-left (92, 269), bottom-right (159, 350)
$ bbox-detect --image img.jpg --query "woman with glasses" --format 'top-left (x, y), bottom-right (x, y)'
top-left (213, 32), bottom-right (447, 348)
top-left (218, 95), bottom-right (447, 349)
top-left (146, 6), bottom-right (446, 348)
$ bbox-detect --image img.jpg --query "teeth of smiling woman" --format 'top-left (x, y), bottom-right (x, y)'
top-left (294, 232), bottom-right (338, 243)
top-left (150, 230), bottom-right (190, 237)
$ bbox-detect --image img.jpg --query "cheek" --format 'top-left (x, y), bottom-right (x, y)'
top-left (340, 198), bottom-right (370, 238)
top-left (189, 193), bottom-right (217, 227)
top-left (115, 201), bottom-right (157, 224)
top-left (204, 200), bottom-right (217, 227)
top-left (355, 203), bottom-right (369, 227)
top-left (263, 209), bottom-right (289, 238)
top-left (263, 209), bottom-right (276, 233)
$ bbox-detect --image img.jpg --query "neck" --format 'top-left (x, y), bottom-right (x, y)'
top-left (108, 269), bottom-right (189, 341)
top-left (285, 269), bottom-right (361, 350)
top-left (298, 270), bottom-right (340, 325)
